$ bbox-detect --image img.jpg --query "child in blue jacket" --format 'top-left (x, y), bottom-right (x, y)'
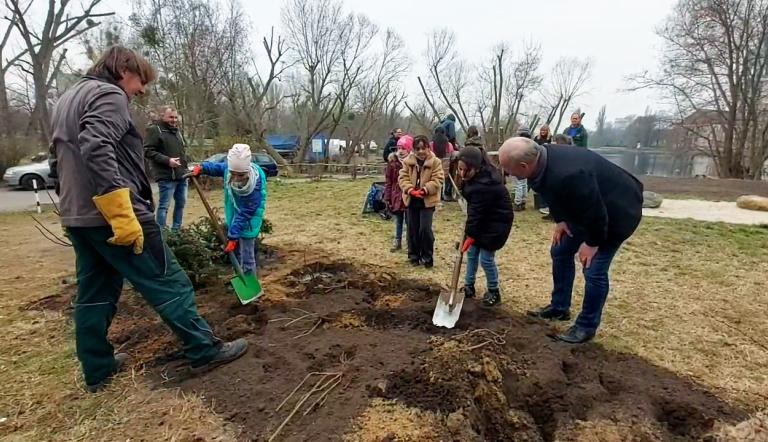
top-left (192, 143), bottom-right (267, 275)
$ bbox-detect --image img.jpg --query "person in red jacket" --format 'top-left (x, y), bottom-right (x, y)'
top-left (384, 135), bottom-right (412, 251)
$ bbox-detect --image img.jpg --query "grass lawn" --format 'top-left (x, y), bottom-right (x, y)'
top-left (0, 178), bottom-right (766, 440)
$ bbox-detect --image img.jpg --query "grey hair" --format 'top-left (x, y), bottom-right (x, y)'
top-left (554, 134), bottom-right (573, 145)
top-left (503, 137), bottom-right (540, 164)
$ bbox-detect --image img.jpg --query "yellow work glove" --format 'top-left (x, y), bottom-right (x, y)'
top-left (92, 188), bottom-right (144, 254)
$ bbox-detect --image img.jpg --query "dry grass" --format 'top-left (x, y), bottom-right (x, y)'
top-left (1, 177), bottom-right (767, 440)
top-left (259, 178), bottom-right (768, 410)
top-left (0, 212), bottom-right (237, 441)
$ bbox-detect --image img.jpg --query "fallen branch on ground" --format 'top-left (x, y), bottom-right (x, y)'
top-left (270, 371), bottom-right (343, 442)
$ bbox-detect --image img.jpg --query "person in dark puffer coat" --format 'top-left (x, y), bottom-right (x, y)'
top-left (456, 145), bottom-right (514, 307)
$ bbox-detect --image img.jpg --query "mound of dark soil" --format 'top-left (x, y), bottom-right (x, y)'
top-left (28, 253), bottom-right (747, 441)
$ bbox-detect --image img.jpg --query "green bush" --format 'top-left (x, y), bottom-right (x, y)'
top-left (165, 215), bottom-right (272, 287)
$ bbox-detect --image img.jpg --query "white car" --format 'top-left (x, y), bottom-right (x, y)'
top-left (3, 160), bottom-right (54, 190)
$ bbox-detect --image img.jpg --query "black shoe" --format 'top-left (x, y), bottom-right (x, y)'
top-left (191, 338), bottom-right (248, 374)
top-left (482, 288), bottom-right (501, 307)
top-left (555, 326), bottom-right (595, 344)
top-left (409, 258), bottom-right (421, 266)
top-left (390, 239), bottom-right (402, 252)
top-left (527, 305), bottom-right (571, 321)
top-left (86, 353), bottom-right (130, 393)
top-left (461, 285), bottom-right (476, 299)
top-left (423, 259), bottom-right (434, 269)
top-left (513, 203), bottom-right (526, 212)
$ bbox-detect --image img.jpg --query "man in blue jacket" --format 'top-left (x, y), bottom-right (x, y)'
top-left (499, 137), bottom-right (643, 344)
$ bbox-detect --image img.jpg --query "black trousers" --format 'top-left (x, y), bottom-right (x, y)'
top-left (407, 203), bottom-right (435, 263)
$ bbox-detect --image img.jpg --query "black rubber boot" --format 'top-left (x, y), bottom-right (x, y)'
top-left (482, 288), bottom-right (501, 307)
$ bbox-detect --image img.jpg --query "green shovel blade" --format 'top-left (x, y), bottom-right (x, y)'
top-left (231, 273), bottom-right (263, 305)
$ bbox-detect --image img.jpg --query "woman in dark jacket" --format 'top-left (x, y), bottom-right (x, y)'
top-left (456, 145), bottom-right (514, 306)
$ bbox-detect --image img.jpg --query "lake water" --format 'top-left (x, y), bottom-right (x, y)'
top-left (590, 147), bottom-right (711, 177)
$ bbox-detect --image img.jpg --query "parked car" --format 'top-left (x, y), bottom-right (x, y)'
top-left (195, 152), bottom-right (279, 177)
top-left (3, 160), bottom-right (54, 190)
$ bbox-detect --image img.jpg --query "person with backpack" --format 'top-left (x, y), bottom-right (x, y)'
top-left (456, 145), bottom-right (514, 307)
top-left (438, 114), bottom-right (457, 145)
top-left (399, 135), bottom-right (444, 268)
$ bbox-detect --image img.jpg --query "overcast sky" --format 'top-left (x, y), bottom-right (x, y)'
top-left (24, 0), bottom-right (677, 131)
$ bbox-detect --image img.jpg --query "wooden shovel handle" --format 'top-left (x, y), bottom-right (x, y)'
top-left (188, 175), bottom-right (228, 246)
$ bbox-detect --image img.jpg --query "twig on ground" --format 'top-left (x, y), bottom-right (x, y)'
top-left (712, 318), bottom-right (768, 353)
top-left (293, 319), bottom-right (322, 339)
top-left (466, 340), bottom-right (492, 351)
top-left (270, 371), bottom-right (342, 442)
top-left (283, 313), bottom-right (317, 328)
top-left (453, 328), bottom-right (507, 348)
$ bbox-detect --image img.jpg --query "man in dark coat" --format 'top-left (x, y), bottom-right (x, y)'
top-left (499, 137), bottom-right (643, 343)
top-left (50, 45), bottom-right (247, 393)
top-left (382, 128), bottom-right (403, 162)
top-left (144, 105), bottom-right (189, 231)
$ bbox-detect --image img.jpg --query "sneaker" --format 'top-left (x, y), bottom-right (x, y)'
top-left (526, 305), bottom-right (571, 321)
top-left (482, 288), bottom-right (501, 307)
top-left (86, 353), bottom-right (130, 393)
top-left (190, 338), bottom-right (248, 374)
top-left (461, 284), bottom-right (476, 299)
top-left (513, 203), bottom-right (526, 212)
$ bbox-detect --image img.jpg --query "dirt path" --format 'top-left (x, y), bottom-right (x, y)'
top-left (27, 248), bottom-right (748, 441)
top-left (644, 199), bottom-right (768, 225)
top-left (639, 176), bottom-right (768, 201)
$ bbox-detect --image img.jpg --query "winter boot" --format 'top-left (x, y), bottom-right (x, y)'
top-left (461, 284), bottom-right (476, 299)
top-left (482, 287), bottom-right (501, 307)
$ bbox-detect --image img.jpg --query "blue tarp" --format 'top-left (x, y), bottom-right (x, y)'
top-left (266, 134), bottom-right (300, 153)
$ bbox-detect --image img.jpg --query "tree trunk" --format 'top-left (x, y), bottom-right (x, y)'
top-left (0, 72), bottom-right (10, 138)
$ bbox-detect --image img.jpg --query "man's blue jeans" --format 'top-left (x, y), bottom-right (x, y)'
top-left (465, 245), bottom-right (499, 290)
top-left (393, 212), bottom-right (405, 243)
top-left (156, 179), bottom-right (188, 231)
top-left (550, 224), bottom-right (620, 332)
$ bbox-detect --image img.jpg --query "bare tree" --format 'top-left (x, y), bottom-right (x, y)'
top-left (132, 0), bottom-right (239, 144)
top-left (0, 9), bottom-right (30, 139)
top-left (281, 0), bottom-right (349, 162)
top-left (629, 0), bottom-right (768, 178)
top-left (6, 0), bottom-right (113, 143)
top-left (422, 28), bottom-right (468, 131)
top-left (340, 28), bottom-right (407, 162)
top-left (542, 57), bottom-right (591, 133)
top-left (220, 25), bottom-right (293, 168)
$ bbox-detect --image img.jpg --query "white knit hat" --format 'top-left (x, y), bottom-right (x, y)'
top-left (227, 143), bottom-right (252, 173)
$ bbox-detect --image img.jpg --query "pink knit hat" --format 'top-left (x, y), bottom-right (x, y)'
top-left (396, 134), bottom-right (413, 151)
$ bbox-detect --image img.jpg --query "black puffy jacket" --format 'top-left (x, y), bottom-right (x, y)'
top-left (461, 166), bottom-right (514, 251)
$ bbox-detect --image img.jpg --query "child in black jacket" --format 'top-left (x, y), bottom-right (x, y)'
top-left (456, 146), bottom-right (514, 306)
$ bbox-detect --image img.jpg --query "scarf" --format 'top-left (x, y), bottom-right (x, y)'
top-left (228, 166), bottom-right (257, 211)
